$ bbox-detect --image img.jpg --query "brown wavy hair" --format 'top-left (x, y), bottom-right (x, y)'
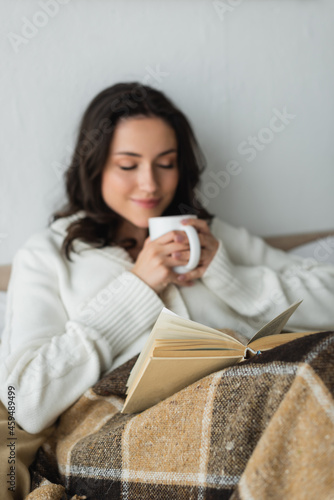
top-left (52, 82), bottom-right (213, 260)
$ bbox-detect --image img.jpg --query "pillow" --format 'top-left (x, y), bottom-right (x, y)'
top-left (0, 291), bottom-right (7, 337)
top-left (288, 237), bottom-right (334, 265)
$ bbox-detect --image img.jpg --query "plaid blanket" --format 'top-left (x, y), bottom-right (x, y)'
top-left (26, 331), bottom-right (334, 500)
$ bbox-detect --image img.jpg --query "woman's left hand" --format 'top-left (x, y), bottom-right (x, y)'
top-left (174, 218), bottom-right (219, 285)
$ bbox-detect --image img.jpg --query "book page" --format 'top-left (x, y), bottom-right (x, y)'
top-left (154, 326), bottom-right (227, 341)
top-left (126, 307), bottom-right (242, 388)
top-left (154, 339), bottom-right (243, 350)
top-left (249, 330), bottom-right (319, 351)
top-left (217, 328), bottom-right (249, 344)
top-left (247, 300), bottom-right (303, 345)
top-left (158, 312), bottom-right (242, 342)
top-left (153, 349), bottom-right (243, 358)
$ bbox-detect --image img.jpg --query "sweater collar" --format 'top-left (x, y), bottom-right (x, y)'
top-left (50, 210), bottom-right (86, 237)
top-left (50, 211), bottom-right (133, 264)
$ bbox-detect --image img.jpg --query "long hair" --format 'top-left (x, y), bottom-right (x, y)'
top-left (52, 82), bottom-right (213, 260)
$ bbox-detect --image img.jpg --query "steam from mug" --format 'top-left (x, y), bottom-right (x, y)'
top-left (148, 215), bottom-right (201, 274)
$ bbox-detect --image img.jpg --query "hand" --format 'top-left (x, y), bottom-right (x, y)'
top-left (131, 230), bottom-right (197, 294)
top-left (175, 218), bottom-right (219, 285)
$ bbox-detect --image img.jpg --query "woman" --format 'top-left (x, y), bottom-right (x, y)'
top-left (1, 82), bottom-right (334, 437)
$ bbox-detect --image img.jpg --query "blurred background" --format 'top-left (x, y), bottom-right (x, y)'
top-left (1, 0), bottom-right (334, 263)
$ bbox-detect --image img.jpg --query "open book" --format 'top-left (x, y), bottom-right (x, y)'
top-left (122, 300), bottom-right (316, 414)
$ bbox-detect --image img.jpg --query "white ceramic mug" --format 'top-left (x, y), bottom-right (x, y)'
top-left (148, 215), bottom-right (201, 274)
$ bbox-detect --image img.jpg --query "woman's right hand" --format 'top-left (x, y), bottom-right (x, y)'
top-left (131, 231), bottom-right (194, 294)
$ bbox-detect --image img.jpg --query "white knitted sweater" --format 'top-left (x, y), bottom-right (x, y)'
top-left (1, 212), bottom-right (333, 433)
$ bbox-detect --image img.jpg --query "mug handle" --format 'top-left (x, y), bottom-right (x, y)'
top-left (173, 225), bottom-right (201, 274)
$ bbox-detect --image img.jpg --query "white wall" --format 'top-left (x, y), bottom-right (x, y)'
top-left (1, 0), bottom-right (334, 264)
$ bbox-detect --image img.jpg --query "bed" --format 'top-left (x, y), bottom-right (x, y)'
top-left (0, 232), bottom-right (333, 500)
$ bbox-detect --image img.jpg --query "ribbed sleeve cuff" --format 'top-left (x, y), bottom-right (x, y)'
top-left (202, 240), bottom-right (265, 314)
top-left (202, 240), bottom-right (237, 290)
top-left (82, 272), bottom-right (164, 357)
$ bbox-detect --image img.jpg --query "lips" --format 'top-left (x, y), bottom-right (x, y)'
top-left (131, 198), bottom-right (161, 208)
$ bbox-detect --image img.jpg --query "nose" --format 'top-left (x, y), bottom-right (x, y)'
top-left (137, 165), bottom-right (158, 193)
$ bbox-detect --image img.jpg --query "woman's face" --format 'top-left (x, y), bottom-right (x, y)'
top-left (101, 116), bottom-right (179, 228)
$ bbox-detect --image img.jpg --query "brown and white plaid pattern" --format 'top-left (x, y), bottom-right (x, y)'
top-left (27, 331), bottom-right (334, 500)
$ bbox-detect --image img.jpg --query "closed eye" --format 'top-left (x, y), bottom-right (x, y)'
top-left (157, 163), bottom-right (174, 169)
top-left (119, 163), bottom-right (175, 170)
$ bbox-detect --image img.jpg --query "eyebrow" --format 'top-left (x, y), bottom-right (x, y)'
top-left (113, 148), bottom-right (177, 158)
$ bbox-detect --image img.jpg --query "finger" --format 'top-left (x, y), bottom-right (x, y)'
top-left (153, 230), bottom-right (191, 245)
top-left (160, 241), bottom-right (190, 257)
top-left (176, 267), bottom-right (204, 282)
top-left (172, 251), bottom-right (212, 269)
top-left (170, 273), bottom-right (196, 286)
top-left (171, 248), bottom-right (191, 259)
top-left (197, 248), bottom-right (212, 263)
top-left (172, 245), bottom-right (211, 262)
top-left (197, 232), bottom-right (219, 248)
top-left (164, 255), bottom-right (192, 267)
top-left (181, 218), bottom-right (211, 234)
